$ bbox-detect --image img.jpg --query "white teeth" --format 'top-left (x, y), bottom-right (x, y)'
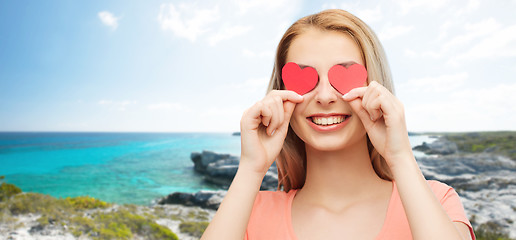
top-left (311, 116), bottom-right (347, 126)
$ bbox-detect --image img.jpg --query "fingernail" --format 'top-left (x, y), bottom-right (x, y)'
top-left (342, 93), bottom-right (349, 99)
top-left (370, 115), bottom-right (374, 121)
top-left (271, 129), bottom-right (276, 136)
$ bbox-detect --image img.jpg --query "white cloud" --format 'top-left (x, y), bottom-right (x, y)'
top-left (242, 48), bottom-right (274, 58)
top-left (405, 83), bottom-right (516, 131)
top-left (354, 5), bottom-right (383, 23)
top-left (403, 48), bottom-right (441, 58)
top-left (157, 1), bottom-right (299, 46)
top-left (379, 24), bottom-right (414, 41)
top-left (455, 0), bottom-right (481, 16)
top-left (404, 48), bottom-right (417, 57)
top-left (147, 102), bottom-right (187, 112)
top-left (404, 18), bottom-right (509, 62)
top-left (200, 105), bottom-right (243, 117)
top-left (98, 11), bottom-right (119, 30)
top-left (448, 23), bottom-right (516, 64)
top-left (235, 0), bottom-right (292, 15)
top-left (98, 100), bottom-right (137, 111)
top-left (436, 20), bottom-right (454, 41)
top-left (157, 3), bottom-right (220, 41)
top-left (242, 49), bottom-right (255, 57)
top-left (208, 25), bottom-right (252, 46)
top-left (400, 73), bottom-right (468, 93)
top-left (321, 3), bottom-right (383, 23)
top-left (223, 77), bottom-right (269, 92)
top-left (443, 18), bottom-right (501, 52)
top-left (393, 0), bottom-right (449, 15)
top-left (243, 78), bottom-right (269, 89)
top-left (199, 105), bottom-right (245, 127)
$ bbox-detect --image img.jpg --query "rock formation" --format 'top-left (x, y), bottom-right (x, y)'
top-left (190, 150), bottom-right (278, 190)
top-left (413, 137), bottom-right (516, 238)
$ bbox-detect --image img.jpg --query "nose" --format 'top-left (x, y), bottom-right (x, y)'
top-left (314, 75), bottom-right (338, 106)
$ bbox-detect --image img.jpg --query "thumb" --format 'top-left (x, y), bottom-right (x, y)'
top-left (283, 101), bottom-right (297, 121)
top-left (348, 98), bottom-right (374, 129)
top-left (276, 101), bottom-right (296, 133)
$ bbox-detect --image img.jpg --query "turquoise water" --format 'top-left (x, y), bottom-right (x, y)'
top-left (0, 132), bottom-right (240, 205)
top-left (0, 132), bottom-right (432, 205)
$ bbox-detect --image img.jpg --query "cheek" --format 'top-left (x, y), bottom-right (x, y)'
top-left (290, 108), bottom-right (304, 132)
top-left (349, 115), bottom-right (367, 135)
top-left (289, 104), bottom-right (309, 137)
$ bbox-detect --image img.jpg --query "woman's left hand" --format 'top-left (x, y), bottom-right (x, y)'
top-left (342, 81), bottom-right (413, 169)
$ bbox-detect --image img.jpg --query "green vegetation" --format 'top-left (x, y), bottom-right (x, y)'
top-left (474, 221), bottom-right (513, 240)
top-left (179, 221), bottom-right (209, 238)
top-left (429, 131), bottom-right (516, 160)
top-left (0, 177), bottom-right (216, 239)
top-left (91, 209), bottom-right (177, 240)
top-left (0, 182), bottom-right (22, 201)
top-left (0, 192), bottom-right (178, 239)
top-left (66, 196), bottom-right (110, 209)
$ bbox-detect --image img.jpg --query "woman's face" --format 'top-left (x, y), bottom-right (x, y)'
top-left (287, 28), bottom-right (368, 151)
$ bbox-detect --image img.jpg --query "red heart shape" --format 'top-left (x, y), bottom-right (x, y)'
top-left (282, 62), bottom-right (318, 95)
top-left (328, 64), bottom-right (367, 95)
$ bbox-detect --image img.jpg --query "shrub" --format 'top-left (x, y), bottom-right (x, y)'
top-left (0, 181), bottom-right (179, 240)
top-left (147, 222), bottom-right (178, 240)
top-left (92, 209), bottom-right (178, 240)
top-left (8, 193), bottom-right (61, 215)
top-left (95, 222), bottom-right (133, 240)
top-left (179, 221), bottom-right (209, 238)
top-left (0, 182), bottom-right (22, 201)
top-left (186, 210), bottom-right (210, 221)
top-left (445, 131), bottom-right (516, 160)
top-left (65, 196), bottom-right (110, 209)
top-left (474, 221), bottom-right (512, 240)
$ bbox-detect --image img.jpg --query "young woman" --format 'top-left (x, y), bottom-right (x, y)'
top-left (202, 9), bottom-right (475, 240)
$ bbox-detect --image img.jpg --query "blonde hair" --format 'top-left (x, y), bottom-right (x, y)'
top-left (268, 9), bottom-right (394, 192)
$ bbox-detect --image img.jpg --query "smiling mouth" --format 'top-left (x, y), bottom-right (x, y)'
top-left (309, 115), bottom-right (350, 126)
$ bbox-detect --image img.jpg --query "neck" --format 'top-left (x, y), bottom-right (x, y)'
top-left (299, 135), bottom-right (387, 207)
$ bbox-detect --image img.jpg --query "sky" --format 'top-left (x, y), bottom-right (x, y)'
top-left (1, 0), bottom-right (515, 133)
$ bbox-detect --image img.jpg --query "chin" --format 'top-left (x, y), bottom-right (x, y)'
top-left (307, 131), bottom-right (367, 152)
top-left (307, 139), bottom-right (348, 151)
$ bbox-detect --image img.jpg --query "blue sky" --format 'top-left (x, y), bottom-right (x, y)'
top-left (1, 0), bottom-right (515, 132)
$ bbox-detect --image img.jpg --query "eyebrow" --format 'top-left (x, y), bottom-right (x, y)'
top-left (297, 61), bottom-right (358, 69)
top-left (337, 61), bottom-right (358, 68)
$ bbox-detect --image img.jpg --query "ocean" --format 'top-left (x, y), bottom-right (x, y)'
top-left (0, 132), bottom-right (432, 205)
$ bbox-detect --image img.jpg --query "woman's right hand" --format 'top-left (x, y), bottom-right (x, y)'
top-left (239, 90), bottom-right (304, 175)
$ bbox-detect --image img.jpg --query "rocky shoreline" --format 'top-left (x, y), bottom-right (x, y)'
top-left (0, 203), bottom-right (215, 240)
top-left (413, 136), bottom-right (516, 238)
top-left (2, 133), bottom-right (515, 239)
top-left (159, 136), bottom-right (516, 239)
top-left (190, 151), bottom-right (278, 191)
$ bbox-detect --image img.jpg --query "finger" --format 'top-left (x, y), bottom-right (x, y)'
top-left (348, 98), bottom-right (374, 129)
top-left (267, 99), bottom-right (282, 135)
top-left (361, 85), bottom-right (381, 121)
top-left (364, 83), bottom-right (398, 120)
top-left (241, 102), bottom-right (265, 130)
top-left (275, 96), bottom-right (285, 126)
top-left (279, 101), bottom-right (297, 132)
top-left (342, 87), bottom-right (367, 101)
top-left (364, 97), bottom-right (383, 121)
top-left (270, 90), bottom-right (304, 103)
top-left (260, 105), bottom-right (272, 127)
top-left (283, 101), bottom-right (296, 121)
